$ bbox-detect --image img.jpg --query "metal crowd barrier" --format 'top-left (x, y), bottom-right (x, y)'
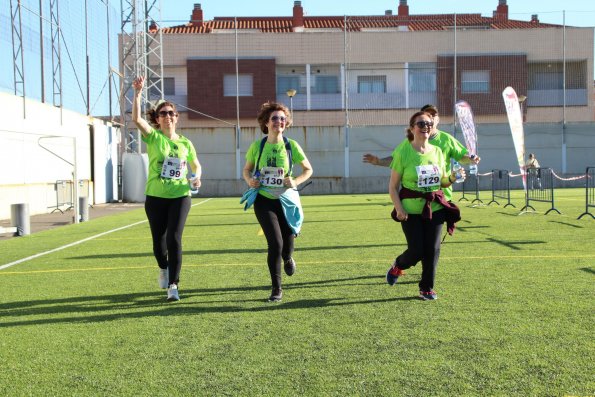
top-left (456, 173), bottom-right (483, 205)
top-left (48, 179), bottom-right (91, 213)
top-left (520, 167), bottom-right (561, 215)
top-left (487, 169), bottom-right (515, 208)
top-left (577, 166), bottom-right (595, 220)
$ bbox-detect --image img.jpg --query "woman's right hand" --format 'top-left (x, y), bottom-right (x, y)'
top-left (248, 178), bottom-right (260, 188)
top-left (132, 76), bottom-right (144, 92)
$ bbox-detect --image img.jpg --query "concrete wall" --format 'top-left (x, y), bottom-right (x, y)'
top-left (2, 89), bottom-right (592, 221)
top-left (176, 120), bottom-right (595, 197)
top-left (0, 93), bottom-right (118, 220)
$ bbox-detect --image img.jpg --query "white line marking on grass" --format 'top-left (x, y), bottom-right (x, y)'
top-left (0, 198), bottom-right (213, 271)
top-left (192, 198), bottom-right (212, 207)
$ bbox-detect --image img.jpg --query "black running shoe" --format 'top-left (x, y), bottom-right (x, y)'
top-left (268, 288), bottom-right (283, 302)
top-left (419, 290), bottom-right (438, 300)
top-left (284, 257), bottom-right (296, 276)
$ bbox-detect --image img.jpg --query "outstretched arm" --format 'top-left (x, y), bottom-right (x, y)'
top-left (363, 153), bottom-right (393, 167)
top-left (458, 154), bottom-right (481, 166)
top-left (131, 76), bottom-right (153, 138)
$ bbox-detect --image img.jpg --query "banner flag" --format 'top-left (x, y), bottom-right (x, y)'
top-left (455, 100), bottom-right (477, 158)
top-left (502, 86), bottom-right (526, 188)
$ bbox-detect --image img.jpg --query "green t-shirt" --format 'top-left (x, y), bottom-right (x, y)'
top-left (246, 138), bottom-right (306, 199)
top-left (142, 128), bottom-right (197, 198)
top-left (390, 141), bottom-right (446, 215)
top-left (394, 129), bottom-right (467, 201)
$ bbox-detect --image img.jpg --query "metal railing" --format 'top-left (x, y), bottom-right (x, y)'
top-left (577, 166), bottom-right (595, 219)
top-left (520, 168), bottom-right (561, 215)
top-left (487, 169), bottom-right (515, 208)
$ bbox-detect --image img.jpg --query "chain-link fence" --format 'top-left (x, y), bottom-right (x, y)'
top-left (1, 0), bottom-right (120, 118)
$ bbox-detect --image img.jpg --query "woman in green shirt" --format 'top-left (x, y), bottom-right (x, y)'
top-left (242, 102), bottom-right (313, 302)
top-left (132, 76), bottom-right (202, 302)
top-left (386, 111), bottom-right (462, 300)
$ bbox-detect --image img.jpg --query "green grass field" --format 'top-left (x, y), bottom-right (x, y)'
top-left (1, 189), bottom-right (593, 396)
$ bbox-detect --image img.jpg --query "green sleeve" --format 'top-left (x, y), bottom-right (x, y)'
top-left (448, 135), bottom-right (468, 162)
top-left (289, 139), bottom-right (306, 164)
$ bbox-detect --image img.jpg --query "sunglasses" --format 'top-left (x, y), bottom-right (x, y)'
top-left (158, 110), bottom-right (177, 117)
top-left (414, 121), bottom-right (433, 128)
top-left (270, 115), bottom-right (287, 123)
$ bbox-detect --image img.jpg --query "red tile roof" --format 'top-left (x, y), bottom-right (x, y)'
top-left (159, 13), bottom-right (559, 34)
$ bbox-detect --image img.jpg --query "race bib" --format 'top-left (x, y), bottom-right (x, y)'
top-left (161, 157), bottom-right (187, 180)
top-left (259, 166), bottom-right (285, 188)
top-left (416, 164), bottom-right (441, 188)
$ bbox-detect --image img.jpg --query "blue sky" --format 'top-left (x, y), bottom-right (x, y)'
top-left (158, 0), bottom-right (595, 27)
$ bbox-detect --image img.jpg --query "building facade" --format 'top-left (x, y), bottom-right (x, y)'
top-left (122, 0), bottom-right (594, 195)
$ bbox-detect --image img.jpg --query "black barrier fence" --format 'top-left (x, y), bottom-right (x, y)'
top-left (520, 168), bottom-right (561, 215)
top-left (48, 180), bottom-right (91, 214)
top-left (456, 173), bottom-right (483, 204)
top-left (487, 169), bottom-right (515, 208)
top-left (577, 166), bottom-right (595, 219)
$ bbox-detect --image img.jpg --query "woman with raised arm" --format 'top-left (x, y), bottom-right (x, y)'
top-left (132, 76), bottom-right (201, 302)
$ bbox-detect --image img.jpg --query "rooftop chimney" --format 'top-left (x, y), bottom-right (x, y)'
top-left (292, 1), bottom-right (304, 31)
top-left (191, 3), bottom-right (203, 27)
top-left (385, 10), bottom-right (393, 16)
top-left (531, 14), bottom-right (539, 23)
top-left (398, 0), bottom-right (409, 18)
top-left (494, 0), bottom-right (508, 21)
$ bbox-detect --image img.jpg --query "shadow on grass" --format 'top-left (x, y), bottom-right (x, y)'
top-left (496, 211), bottom-right (523, 217)
top-left (456, 225), bottom-right (491, 232)
top-left (186, 222), bottom-right (259, 228)
top-left (580, 267), bottom-right (595, 275)
top-left (69, 243), bottom-right (400, 260)
top-left (483, 237), bottom-right (546, 250)
top-left (547, 220), bottom-right (584, 229)
top-left (0, 275), bottom-right (421, 328)
top-left (306, 202), bottom-right (391, 210)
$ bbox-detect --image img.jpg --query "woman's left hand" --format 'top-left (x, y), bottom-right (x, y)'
top-left (191, 177), bottom-right (201, 189)
top-left (284, 177), bottom-right (295, 188)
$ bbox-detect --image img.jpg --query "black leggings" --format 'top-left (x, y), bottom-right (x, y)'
top-left (145, 195), bottom-right (191, 286)
top-left (253, 194), bottom-right (294, 290)
top-left (395, 209), bottom-right (445, 291)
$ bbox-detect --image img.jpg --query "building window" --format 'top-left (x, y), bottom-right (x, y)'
top-left (461, 70), bottom-right (490, 93)
top-left (531, 72), bottom-right (563, 90)
top-left (148, 77), bottom-right (175, 96)
top-left (277, 76), bottom-right (301, 95)
top-left (312, 75), bottom-right (339, 94)
top-left (223, 74), bottom-right (253, 96)
top-left (409, 64), bottom-right (436, 92)
top-left (357, 75), bottom-right (386, 93)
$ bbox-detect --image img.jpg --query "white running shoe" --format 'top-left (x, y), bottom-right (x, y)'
top-left (158, 268), bottom-right (168, 289)
top-left (167, 284), bottom-right (180, 301)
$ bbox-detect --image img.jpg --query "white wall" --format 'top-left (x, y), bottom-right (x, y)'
top-left (0, 93), bottom-right (119, 219)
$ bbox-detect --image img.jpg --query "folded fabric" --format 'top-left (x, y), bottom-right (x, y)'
top-left (279, 188), bottom-right (304, 236)
top-left (240, 187), bottom-right (259, 210)
top-left (394, 187), bottom-right (461, 235)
